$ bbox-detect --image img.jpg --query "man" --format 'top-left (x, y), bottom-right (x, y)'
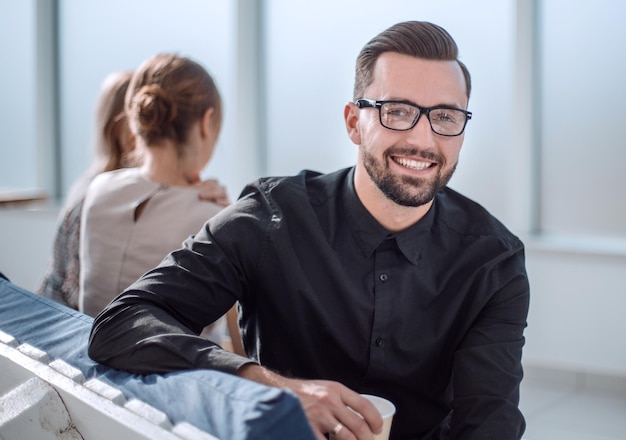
top-left (89, 21), bottom-right (529, 439)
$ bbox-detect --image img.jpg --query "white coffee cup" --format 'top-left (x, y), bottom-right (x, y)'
top-left (361, 394), bottom-right (396, 440)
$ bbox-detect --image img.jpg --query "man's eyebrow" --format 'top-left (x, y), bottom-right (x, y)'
top-left (385, 98), bottom-right (466, 109)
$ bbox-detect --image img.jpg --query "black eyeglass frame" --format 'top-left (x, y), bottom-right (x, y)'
top-left (355, 98), bottom-right (472, 137)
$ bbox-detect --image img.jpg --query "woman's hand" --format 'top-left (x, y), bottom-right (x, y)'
top-left (195, 178), bottom-right (230, 207)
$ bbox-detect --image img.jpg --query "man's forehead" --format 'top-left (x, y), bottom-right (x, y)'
top-left (369, 52), bottom-right (468, 107)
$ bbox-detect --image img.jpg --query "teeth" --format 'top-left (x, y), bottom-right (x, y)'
top-left (393, 157), bottom-right (432, 170)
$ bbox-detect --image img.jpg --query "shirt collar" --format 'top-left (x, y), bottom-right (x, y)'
top-left (342, 167), bottom-right (435, 266)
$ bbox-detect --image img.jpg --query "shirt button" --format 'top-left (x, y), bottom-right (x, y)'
top-left (375, 337), bottom-right (384, 347)
top-left (379, 273), bottom-right (388, 282)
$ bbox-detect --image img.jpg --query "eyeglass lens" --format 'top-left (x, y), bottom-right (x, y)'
top-left (380, 102), bottom-right (467, 136)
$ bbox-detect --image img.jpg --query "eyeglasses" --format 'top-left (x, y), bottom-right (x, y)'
top-left (355, 99), bottom-right (472, 136)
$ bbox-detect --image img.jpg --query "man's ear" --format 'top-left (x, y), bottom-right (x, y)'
top-left (344, 102), bottom-right (362, 145)
top-left (200, 107), bottom-right (215, 139)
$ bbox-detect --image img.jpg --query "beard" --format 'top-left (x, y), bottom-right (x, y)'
top-left (362, 146), bottom-right (457, 207)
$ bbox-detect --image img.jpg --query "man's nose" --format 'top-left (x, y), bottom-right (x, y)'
top-left (406, 113), bottom-right (436, 144)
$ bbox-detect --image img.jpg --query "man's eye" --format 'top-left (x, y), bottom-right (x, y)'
top-left (389, 110), bottom-right (406, 117)
top-left (431, 110), bottom-right (456, 123)
top-left (385, 105), bottom-right (412, 118)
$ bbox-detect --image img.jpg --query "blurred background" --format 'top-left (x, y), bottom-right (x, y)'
top-left (1, 1), bottom-right (625, 437)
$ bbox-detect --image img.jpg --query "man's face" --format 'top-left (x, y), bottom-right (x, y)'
top-left (347, 53), bottom-right (468, 207)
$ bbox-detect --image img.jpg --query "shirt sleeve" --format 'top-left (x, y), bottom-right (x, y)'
top-left (88, 193), bottom-right (268, 375)
top-left (450, 246), bottom-right (530, 439)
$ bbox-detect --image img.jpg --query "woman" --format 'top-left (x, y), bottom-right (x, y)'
top-left (79, 54), bottom-right (239, 350)
top-left (37, 71), bottom-right (135, 309)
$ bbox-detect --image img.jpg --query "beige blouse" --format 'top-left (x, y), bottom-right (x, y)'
top-left (79, 168), bottom-right (222, 318)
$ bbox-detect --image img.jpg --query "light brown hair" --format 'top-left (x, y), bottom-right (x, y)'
top-left (126, 54), bottom-right (222, 154)
top-left (93, 71), bottom-right (134, 173)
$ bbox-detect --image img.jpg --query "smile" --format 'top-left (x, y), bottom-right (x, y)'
top-left (392, 156), bottom-right (434, 170)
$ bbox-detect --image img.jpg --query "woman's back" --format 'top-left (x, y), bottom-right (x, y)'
top-left (79, 168), bottom-right (221, 316)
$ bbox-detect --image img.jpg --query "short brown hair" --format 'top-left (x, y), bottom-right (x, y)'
top-left (126, 54), bottom-right (222, 151)
top-left (353, 21), bottom-right (471, 101)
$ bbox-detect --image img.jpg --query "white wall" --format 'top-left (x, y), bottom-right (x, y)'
top-left (0, 206), bottom-right (58, 291)
top-left (0, 1), bottom-right (37, 190)
top-left (540, 0), bottom-right (626, 238)
top-left (525, 245), bottom-right (626, 376)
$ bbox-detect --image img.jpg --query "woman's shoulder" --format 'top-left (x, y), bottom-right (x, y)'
top-left (87, 168), bottom-right (158, 199)
top-left (90, 168), bottom-right (143, 187)
top-left (83, 169), bottom-right (164, 224)
top-left (156, 185), bottom-right (222, 215)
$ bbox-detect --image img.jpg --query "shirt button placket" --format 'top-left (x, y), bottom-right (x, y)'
top-left (368, 243), bottom-right (395, 376)
top-left (374, 272), bottom-right (389, 358)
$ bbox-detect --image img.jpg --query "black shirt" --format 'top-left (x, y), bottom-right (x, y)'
top-left (89, 167), bottom-right (529, 439)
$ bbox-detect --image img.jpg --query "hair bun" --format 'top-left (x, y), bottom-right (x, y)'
top-left (130, 84), bottom-right (178, 143)
top-left (126, 54), bottom-right (222, 146)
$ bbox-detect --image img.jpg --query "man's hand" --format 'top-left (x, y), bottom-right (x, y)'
top-left (237, 364), bottom-right (382, 440)
top-left (195, 178), bottom-right (230, 207)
